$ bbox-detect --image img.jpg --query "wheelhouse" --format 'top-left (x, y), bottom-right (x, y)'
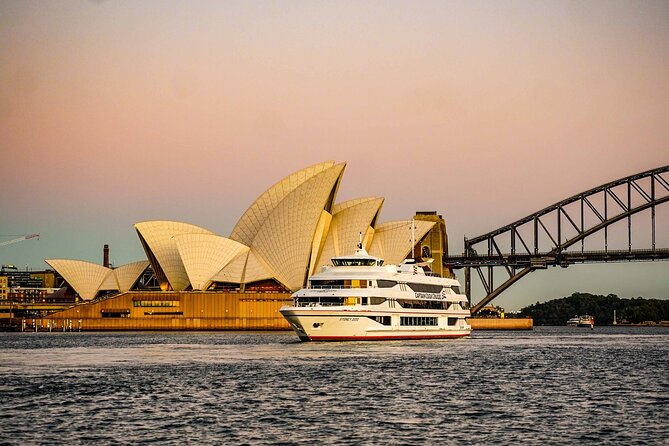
top-left (331, 257), bottom-right (383, 267)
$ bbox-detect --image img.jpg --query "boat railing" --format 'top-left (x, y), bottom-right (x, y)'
top-left (308, 285), bottom-right (361, 290)
top-left (398, 268), bottom-right (442, 277)
top-left (294, 301), bottom-right (344, 307)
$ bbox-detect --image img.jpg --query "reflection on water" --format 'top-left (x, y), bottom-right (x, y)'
top-left (1, 327), bottom-right (668, 445)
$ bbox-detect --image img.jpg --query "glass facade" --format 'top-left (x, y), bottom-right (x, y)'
top-left (132, 300), bottom-right (179, 307)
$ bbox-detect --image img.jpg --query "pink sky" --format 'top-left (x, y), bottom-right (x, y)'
top-left (1, 0), bottom-right (668, 309)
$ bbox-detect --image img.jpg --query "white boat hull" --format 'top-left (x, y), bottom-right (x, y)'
top-left (281, 307), bottom-right (471, 341)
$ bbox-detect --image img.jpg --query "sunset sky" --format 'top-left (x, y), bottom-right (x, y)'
top-left (2, 0), bottom-right (668, 310)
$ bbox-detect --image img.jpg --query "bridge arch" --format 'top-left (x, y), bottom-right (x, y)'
top-left (444, 165), bottom-right (669, 315)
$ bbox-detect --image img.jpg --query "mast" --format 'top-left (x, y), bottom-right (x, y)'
top-left (411, 217), bottom-right (416, 259)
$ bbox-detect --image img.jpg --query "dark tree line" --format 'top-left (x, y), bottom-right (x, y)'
top-left (518, 292), bottom-right (669, 325)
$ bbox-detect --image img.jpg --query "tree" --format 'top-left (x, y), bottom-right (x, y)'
top-left (518, 293), bottom-right (669, 325)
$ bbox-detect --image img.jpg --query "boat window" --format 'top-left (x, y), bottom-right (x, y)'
top-left (451, 286), bottom-right (461, 294)
top-left (397, 299), bottom-right (449, 310)
top-left (447, 317), bottom-right (458, 326)
top-left (406, 283), bottom-right (444, 294)
top-left (332, 258), bottom-right (378, 267)
top-left (367, 316), bottom-right (391, 326)
top-left (351, 280), bottom-right (367, 289)
top-left (369, 297), bottom-right (386, 305)
top-left (377, 280), bottom-right (397, 288)
top-left (309, 280), bottom-right (368, 289)
top-left (400, 316), bottom-right (438, 326)
top-left (296, 296), bottom-right (345, 306)
top-left (310, 280), bottom-right (346, 288)
top-left (133, 300), bottom-right (180, 307)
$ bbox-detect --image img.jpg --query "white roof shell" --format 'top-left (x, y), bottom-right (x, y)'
top-left (174, 234), bottom-right (249, 291)
top-left (45, 259), bottom-right (111, 300)
top-left (99, 270), bottom-right (119, 291)
top-left (45, 161), bottom-right (447, 295)
top-left (113, 260), bottom-right (150, 292)
top-left (134, 221), bottom-right (215, 291)
top-left (210, 251), bottom-right (247, 283)
top-left (314, 197), bottom-right (384, 269)
top-left (368, 220), bottom-right (436, 265)
top-left (249, 163), bottom-right (345, 290)
top-left (331, 197), bottom-right (381, 215)
top-left (230, 161), bottom-right (335, 247)
top-left (46, 259), bottom-right (150, 299)
top-left (242, 249), bottom-right (276, 283)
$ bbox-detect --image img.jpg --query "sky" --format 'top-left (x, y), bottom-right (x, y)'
top-left (1, 0), bottom-right (668, 310)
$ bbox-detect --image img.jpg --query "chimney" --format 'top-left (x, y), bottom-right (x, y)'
top-left (103, 244), bottom-right (110, 268)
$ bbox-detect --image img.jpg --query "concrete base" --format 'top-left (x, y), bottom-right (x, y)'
top-left (41, 291), bottom-right (293, 331)
top-left (468, 317), bottom-right (533, 330)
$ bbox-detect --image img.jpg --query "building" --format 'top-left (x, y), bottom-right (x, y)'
top-left (29, 270), bottom-right (58, 289)
top-left (8, 287), bottom-right (62, 303)
top-left (415, 211), bottom-right (452, 278)
top-left (1, 265), bottom-right (43, 288)
top-left (37, 291), bottom-right (292, 331)
top-left (0, 276), bottom-right (7, 300)
top-left (41, 161), bottom-right (452, 330)
top-left (0, 266), bottom-right (63, 303)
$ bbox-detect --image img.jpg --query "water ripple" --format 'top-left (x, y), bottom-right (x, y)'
top-left (0, 327), bottom-right (667, 445)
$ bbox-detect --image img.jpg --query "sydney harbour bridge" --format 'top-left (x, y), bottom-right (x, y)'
top-left (443, 166), bottom-right (669, 315)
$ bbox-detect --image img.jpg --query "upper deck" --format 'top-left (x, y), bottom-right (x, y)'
top-left (301, 242), bottom-right (464, 298)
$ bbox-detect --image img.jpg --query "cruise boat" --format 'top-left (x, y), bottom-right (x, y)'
top-left (280, 241), bottom-right (472, 342)
top-left (567, 315), bottom-right (595, 328)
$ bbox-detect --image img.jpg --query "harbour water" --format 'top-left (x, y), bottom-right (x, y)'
top-left (1, 327), bottom-right (668, 445)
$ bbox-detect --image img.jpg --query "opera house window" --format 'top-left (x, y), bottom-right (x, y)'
top-left (101, 309), bottom-right (130, 318)
top-left (133, 300), bottom-right (180, 307)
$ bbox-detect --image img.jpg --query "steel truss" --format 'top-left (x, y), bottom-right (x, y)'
top-left (443, 165), bottom-right (669, 315)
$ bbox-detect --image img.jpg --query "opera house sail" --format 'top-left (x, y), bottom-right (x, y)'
top-left (42, 161), bottom-right (451, 330)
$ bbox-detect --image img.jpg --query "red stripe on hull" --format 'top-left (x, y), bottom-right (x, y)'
top-left (307, 333), bottom-right (470, 341)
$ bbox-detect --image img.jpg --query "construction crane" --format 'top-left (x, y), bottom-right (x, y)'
top-left (0, 234), bottom-right (39, 248)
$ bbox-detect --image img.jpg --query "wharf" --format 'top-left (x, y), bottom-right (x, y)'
top-left (468, 317), bottom-right (533, 330)
top-left (38, 291), bottom-right (293, 331)
top-left (4, 294), bottom-right (534, 331)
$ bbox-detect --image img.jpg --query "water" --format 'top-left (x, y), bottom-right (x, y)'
top-left (1, 327), bottom-right (668, 445)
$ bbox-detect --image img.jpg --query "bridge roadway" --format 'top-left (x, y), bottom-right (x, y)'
top-left (444, 248), bottom-right (669, 269)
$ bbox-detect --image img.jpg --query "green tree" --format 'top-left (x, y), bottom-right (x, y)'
top-left (519, 293), bottom-right (669, 325)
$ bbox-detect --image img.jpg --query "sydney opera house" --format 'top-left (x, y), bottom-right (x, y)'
top-left (43, 161), bottom-right (450, 330)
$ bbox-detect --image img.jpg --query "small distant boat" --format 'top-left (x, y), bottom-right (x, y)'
top-left (567, 315), bottom-right (594, 328)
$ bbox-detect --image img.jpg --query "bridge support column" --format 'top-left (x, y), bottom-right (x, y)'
top-left (464, 266), bottom-right (471, 306)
